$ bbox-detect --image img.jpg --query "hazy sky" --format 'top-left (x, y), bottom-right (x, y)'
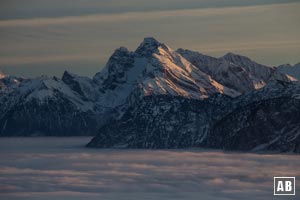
top-left (0, 0), bottom-right (300, 78)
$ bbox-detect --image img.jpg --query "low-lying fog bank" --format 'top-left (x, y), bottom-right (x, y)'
top-left (0, 137), bottom-right (299, 200)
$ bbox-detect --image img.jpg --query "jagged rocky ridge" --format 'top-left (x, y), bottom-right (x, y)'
top-left (177, 49), bottom-right (293, 93)
top-left (88, 80), bottom-right (300, 152)
top-left (86, 38), bottom-right (299, 152)
top-left (0, 38), bottom-right (299, 151)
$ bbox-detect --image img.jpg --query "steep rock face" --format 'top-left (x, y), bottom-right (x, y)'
top-left (62, 71), bottom-right (97, 100)
top-left (93, 47), bottom-right (144, 108)
top-left (92, 37), bottom-right (239, 109)
top-left (94, 47), bottom-right (135, 88)
top-left (137, 38), bottom-right (239, 99)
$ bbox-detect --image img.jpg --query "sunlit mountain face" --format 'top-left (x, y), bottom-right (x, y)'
top-left (1, 1), bottom-right (300, 200)
top-left (0, 37), bottom-right (299, 152)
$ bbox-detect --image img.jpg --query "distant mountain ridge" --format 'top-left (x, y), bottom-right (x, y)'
top-left (277, 63), bottom-right (300, 79)
top-left (1, 37), bottom-right (299, 152)
top-left (177, 49), bottom-right (293, 93)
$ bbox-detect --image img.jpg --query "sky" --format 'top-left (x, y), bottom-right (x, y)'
top-left (0, 137), bottom-right (299, 200)
top-left (0, 0), bottom-right (300, 78)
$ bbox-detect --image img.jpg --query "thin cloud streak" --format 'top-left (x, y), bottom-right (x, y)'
top-left (198, 40), bottom-right (300, 54)
top-left (0, 1), bottom-right (299, 77)
top-left (0, 53), bottom-right (108, 65)
top-left (0, 2), bottom-right (298, 28)
top-left (2, 40), bottom-right (300, 66)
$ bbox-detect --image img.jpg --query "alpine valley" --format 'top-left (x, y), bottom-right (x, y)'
top-left (1, 38), bottom-right (299, 153)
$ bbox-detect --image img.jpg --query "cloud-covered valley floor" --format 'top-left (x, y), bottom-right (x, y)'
top-left (0, 137), bottom-right (299, 200)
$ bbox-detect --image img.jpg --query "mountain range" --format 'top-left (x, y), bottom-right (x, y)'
top-left (1, 37), bottom-right (299, 152)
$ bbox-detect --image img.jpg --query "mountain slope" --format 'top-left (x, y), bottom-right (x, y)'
top-left (177, 49), bottom-right (293, 93)
top-left (93, 37), bottom-right (240, 109)
top-left (207, 81), bottom-right (300, 153)
top-left (0, 71), bottom-right (25, 91)
top-left (0, 76), bottom-right (99, 136)
top-left (87, 81), bottom-right (300, 152)
top-left (137, 38), bottom-right (239, 99)
top-left (87, 94), bottom-right (232, 148)
top-left (278, 63), bottom-right (300, 79)
top-left (0, 37), bottom-right (295, 137)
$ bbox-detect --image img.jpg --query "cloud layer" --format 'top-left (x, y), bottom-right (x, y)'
top-left (0, 3), bottom-right (295, 27)
top-left (0, 1), bottom-right (300, 77)
top-left (0, 137), bottom-right (299, 200)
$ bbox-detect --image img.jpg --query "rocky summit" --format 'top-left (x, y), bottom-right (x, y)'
top-left (1, 37), bottom-right (299, 153)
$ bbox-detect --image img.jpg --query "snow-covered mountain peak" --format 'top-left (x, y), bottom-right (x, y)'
top-left (135, 37), bottom-right (171, 57)
top-left (14, 76), bottom-right (94, 112)
top-left (93, 47), bottom-right (134, 86)
top-left (177, 48), bottom-right (207, 58)
top-left (223, 52), bottom-right (245, 59)
top-left (2, 38), bottom-right (300, 138)
top-left (110, 47), bottom-right (132, 59)
top-left (106, 47), bottom-right (133, 63)
top-left (92, 38), bottom-right (241, 108)
top-left (62, 70), bottom-right (92, 84)
top-left (138, 45), bottom-right (240, 99)
top-left (117, 46), bottom-right (130, 53)
top-left (222, 53), bottom-right (296, 83)
top-left (137, 37), bottom-right (161, 49)
top-left (2, 38), bottom-right (294, 114)
top-left (62, 70), bottom-right (97, 101)
top-left (176, 49), bottom-right (219, 70)
top-left (177, 49), bottom-right (295, 93)
top-left (222, 52), bottom-right (270, 71)
top-left (62, 70), bottom-right (77, 78)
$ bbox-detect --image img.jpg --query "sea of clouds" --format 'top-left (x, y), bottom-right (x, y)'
top-left (0, 137), bottom-right (299, 200)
